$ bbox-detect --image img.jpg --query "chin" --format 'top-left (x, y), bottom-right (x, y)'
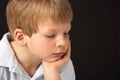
top-left (46, 57), bottom-right (62, 62)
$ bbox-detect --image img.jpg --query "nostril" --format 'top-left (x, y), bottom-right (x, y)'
top-left (56, 39), bottom-right (66, 47)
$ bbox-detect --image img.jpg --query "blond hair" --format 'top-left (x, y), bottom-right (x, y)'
top-left (6, 0), bottom-right (73, 38)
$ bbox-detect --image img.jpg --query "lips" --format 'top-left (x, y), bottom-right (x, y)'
top-left (53, 52), bottom-right (65, 57)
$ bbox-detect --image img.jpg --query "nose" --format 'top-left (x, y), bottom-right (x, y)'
top-left (56, 36), bottom-right (66, 48)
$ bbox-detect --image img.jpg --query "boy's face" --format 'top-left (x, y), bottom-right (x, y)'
top-left (25, 19), bottom-right (71, 62)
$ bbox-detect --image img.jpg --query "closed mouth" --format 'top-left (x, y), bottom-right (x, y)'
top-left (53, 52), bottom-right (65, 57)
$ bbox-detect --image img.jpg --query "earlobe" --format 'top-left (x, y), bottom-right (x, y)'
top-left (14, 29), bottom-right (26, 47)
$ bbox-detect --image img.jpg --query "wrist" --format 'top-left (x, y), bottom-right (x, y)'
top-left (43, 67), bottom-right (61, 80)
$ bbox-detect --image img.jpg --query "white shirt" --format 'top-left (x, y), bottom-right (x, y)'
top-left (0, 33), bottom-right (75, 80)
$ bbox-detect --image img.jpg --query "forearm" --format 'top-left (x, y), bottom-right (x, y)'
top-left (43, 67), bottom-right (61, 80)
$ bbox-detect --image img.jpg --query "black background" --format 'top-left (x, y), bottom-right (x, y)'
top-left (0, 0), bottom-right (120, 80)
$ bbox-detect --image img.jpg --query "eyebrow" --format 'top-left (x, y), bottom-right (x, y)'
top-left (45, 23), bottom-right (71, 32)
top-left (48, 26), bottom-right (71, 32)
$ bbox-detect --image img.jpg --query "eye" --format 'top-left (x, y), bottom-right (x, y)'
top-left (64, 32), bottom-right (69, 36)
top-left (45, 34), bottom-right (55, 38)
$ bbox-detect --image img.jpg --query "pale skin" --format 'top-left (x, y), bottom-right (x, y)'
top-left (10, 18), bottom-right (71, 80)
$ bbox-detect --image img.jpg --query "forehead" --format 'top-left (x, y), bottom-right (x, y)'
top-left (38, 18), bottom-right (71, 31)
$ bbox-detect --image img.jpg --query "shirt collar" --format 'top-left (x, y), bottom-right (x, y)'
top-left (0, 33), bottom-right (14, 67)
top-left (0, 33), bottom-right (44, 79)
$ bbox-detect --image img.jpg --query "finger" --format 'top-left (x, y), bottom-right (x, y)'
top-left (61, 40), bottom-right (71, 63)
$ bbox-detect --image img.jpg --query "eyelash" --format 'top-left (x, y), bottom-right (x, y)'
top-left (64, 33), bottom-right (69, 36)
top-left (46, 34), bottom-right (55, 38)
top-left (46, 33), bottom-right (69, 38)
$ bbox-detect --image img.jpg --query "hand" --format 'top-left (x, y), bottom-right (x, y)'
top-left (42, 40), bottom-right (71, 80)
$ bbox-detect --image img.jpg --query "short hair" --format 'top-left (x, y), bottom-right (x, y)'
top-left (6, 0), bottom-right (73, 38)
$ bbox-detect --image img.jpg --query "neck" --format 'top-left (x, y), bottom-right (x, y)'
top-left (10, 41), bottom-right (42, 77)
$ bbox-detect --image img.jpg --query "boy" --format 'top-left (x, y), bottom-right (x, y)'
top-left (0, 0), bottom-right (75, 80)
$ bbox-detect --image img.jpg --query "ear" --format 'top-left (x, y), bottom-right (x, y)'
top-left (13, 28), bottom-right (26, 47)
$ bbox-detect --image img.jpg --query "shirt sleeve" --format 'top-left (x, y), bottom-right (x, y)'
top-left (60, 59), bottom-right (76, 80)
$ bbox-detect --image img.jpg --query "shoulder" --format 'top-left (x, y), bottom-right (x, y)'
top-left (60, 59), bottom-right (76, 80)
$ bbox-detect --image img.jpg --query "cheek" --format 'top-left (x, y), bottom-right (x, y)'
top-left (38, 43), bottom-right (53, 53)
top-left (27, 39), bottom-right (54, 57)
